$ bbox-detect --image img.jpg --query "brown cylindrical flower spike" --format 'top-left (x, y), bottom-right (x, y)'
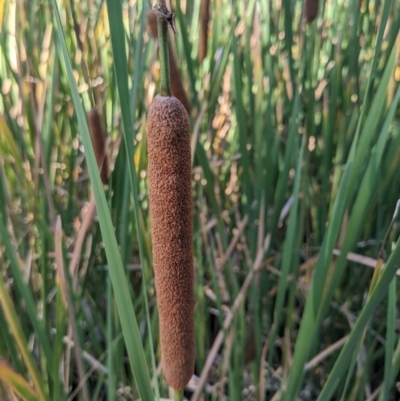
top-left (305, 0), bottom-right (319, 23)
top-left (198, 0), bottom-right (210, 62)
top-left (147, 94), bottom-right (194, 390)
top-left (87, 108), bottom-right (108, 185)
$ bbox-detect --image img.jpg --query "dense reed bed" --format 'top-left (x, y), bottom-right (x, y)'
top-left (0, 0), bottom-right (399, 400)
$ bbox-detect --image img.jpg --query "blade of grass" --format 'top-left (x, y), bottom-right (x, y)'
top-left (0, 359), bottom-right (41, 401)
top-left (105, 0), bottom-right (159, 397)
top-left (380, 277), bottom-right (396, 401)
top-left (51, 2), bottom-right (154, 399)
top-left (268, 126), bottom-right (303, 365)
top-left (107, 273), bottom-right (116, 401)
top-left (53, 276), bottom-right (67, 401)
top-left (0, 269), bottom-right (50, 401)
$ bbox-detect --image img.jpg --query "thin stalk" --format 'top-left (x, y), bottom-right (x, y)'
top-left (174, 389), bottom-right (183, 401)
top-left (155, 1), bottom-right (172, 96)
top-left (158, 18), bottom-right (171, 96)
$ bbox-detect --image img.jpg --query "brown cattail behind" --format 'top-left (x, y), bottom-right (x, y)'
top-left (87, 108), bottom-right (108, 185)
top-left (147, 11), bottom-right (191, 115)
top-left (198, 0), bottom-right (210, 62)
top-left (305, 0), bottom-right (319, 23)
top-left (147, 94), bottom-right (194, 390)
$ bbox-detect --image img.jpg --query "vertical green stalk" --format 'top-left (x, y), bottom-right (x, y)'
top-left (174, 389), bottom-right (183, 401)
top-left (156, 3), bottom-right (172, 96)
top-left (107, 274), bottom-right (115, 401)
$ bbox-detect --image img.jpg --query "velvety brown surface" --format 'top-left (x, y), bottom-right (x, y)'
top-left (87, 108), bottom-right (108, 185)
top-left (147, 11), bottom-right (191, 115)
top-left (147, 9), bottom-right (159, 40)
top-left (147, 95), bottom-right (194, 390)
top-left (198, 0), bottom-right (210, 62)
top-left (305, 0), bottom-right (319, 22)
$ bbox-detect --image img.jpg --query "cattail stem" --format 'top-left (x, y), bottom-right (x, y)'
top-left (147, 10), bottom-right (191, 114)
top-left (149, 2), bottom-right (194, 392)
top-left (157, 8), bottom-right (171, 96)
top-left (174, 389), bottom-right (184, 401)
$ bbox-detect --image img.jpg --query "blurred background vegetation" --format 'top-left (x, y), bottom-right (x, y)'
top-left (0, 0), bottom-right (400, 400)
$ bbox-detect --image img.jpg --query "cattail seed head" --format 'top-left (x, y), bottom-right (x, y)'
top-left (147, 94), bottom-right (194, 390)
top-left (305, 0), bottom-right (319, 23)
top-left (198, 0), bottom-right (210, 62)
top-left (147, 9), bottom-right (159, 39)
top-left (87, 108), bottom-right (108, 185)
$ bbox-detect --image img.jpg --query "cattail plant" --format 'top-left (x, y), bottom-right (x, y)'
top-left (87, 108), bottom-right (108, 185)
top-left (305, 0), bottom-right (319, 23)
top-left (147, 1), bottom-right (194, 396)
top-left (198, 0), bottom-right (210, 62)
top-left (147, 9), bottom-right (191, 115)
